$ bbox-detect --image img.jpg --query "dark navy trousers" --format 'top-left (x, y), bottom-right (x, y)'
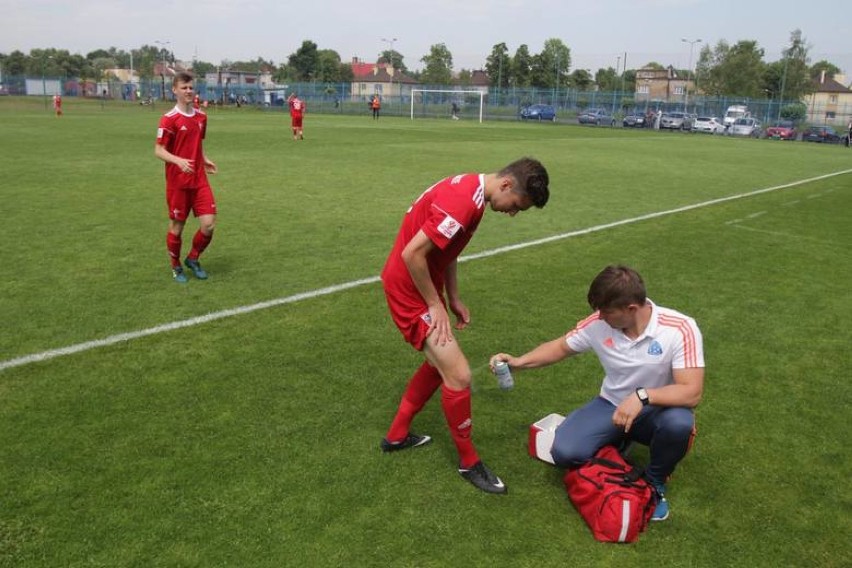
top-left (550, 396), bottom-right (695, 484)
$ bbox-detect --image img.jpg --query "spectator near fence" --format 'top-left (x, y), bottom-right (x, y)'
top-left (371, 95), bottom-right (381, 120)
top-left (847, 117), bottom-right (851, 147)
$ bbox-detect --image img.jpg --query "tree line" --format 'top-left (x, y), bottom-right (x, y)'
top-left (0, 29), bottom-right (841, 102)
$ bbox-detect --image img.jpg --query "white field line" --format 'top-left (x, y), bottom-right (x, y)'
top-left (2, 168), bottom-right (850, 373)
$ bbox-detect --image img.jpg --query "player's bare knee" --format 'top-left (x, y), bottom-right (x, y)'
top-left (444, 368), bottom-right (472, 390)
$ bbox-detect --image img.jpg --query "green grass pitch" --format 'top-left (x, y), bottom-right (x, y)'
top-left (1, 97), bottom-right (850, 566)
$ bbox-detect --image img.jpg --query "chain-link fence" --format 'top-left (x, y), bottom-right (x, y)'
top-left (4, 74), bottom-right (850, 127)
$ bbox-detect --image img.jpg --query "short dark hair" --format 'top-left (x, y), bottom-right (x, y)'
top-left (499, 157), bottom-right (550, 208)
top-left (173, 72), bottom-right (194, 86)
top-left (587, 265), bottom-right (647, 311)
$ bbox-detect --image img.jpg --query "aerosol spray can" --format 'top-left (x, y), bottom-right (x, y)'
top-left (494, 361), bottom-right (514, 390)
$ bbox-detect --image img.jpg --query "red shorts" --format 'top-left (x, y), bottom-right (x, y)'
top-left (291, 116), bottom-right (303, 128)
top-left (383, 286), bottom-right (433, 351)
top-left (166, 184), bottom-right (216, 222)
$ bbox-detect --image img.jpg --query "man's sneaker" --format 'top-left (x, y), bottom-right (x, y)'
top-left (380, 433), bottom-right (432, 453)
top-left (184, 257), bottom-right (208, 280)
top-left (172, 266), bottom-right (188, 284)
top-left (458, 461), bottom-right (507, 494)
top-left (651, 483), bottom-right (670, 521)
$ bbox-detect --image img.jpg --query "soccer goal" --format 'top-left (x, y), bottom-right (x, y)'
top-left (410, 89), bottom-right (486, 123)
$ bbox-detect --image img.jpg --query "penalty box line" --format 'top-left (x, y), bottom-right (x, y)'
top-left (2, 168), bottom-right (850, 373)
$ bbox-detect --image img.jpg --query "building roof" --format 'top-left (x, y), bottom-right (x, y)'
top-left (350, 58), bottom-right (417, 84)
top-left (812, 75), bottom-right (852, 94)
top-left (636, 66), bottom-right (679, 80)
top-left (469, 70), bottom-right (489, 87)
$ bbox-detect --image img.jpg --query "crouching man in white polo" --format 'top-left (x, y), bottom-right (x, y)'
top-left (490, 265), bottom-right (705, 521)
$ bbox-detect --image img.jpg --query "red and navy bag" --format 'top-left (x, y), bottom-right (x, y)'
top-left (563, 445), bottom-right (655, 543)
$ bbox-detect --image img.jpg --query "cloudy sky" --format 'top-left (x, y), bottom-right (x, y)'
top-left (2, 0), bottom-right (850, 79)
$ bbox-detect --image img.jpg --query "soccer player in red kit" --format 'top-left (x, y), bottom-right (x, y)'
top-left (154, 72), bottom-right (218, 283)
top-left (380, 157), bottom-right (550, 493)
top-left (287, 93), bottom-right (305, 140)
top-left (53, 94), bottom-right (63, 117)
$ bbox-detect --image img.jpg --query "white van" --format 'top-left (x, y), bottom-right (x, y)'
top-left (723, 105), bottom-right (750, 128)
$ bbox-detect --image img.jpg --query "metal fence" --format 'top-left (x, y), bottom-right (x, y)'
top-left (4, 74), bottom-right (851, 126)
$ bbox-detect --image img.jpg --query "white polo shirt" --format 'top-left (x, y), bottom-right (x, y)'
top-left (565, 300), bottom-right (704, 406)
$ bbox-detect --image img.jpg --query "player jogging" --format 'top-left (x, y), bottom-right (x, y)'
top-left (154, 72), bottom-right (219, 284)
top-left (53, 94), bottom-right (63, 117)
top-left (288, 93), bottom-right (305, 140)
top-left (380, 157), bottom-right (550, 494)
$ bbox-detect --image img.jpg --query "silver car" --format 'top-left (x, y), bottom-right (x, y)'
top-left (659, 112), bottom-right (692, 131)
top-left (729, 117), bottom-right (761, 137)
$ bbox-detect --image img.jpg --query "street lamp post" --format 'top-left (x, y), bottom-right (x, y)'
top-left (681, 38), bottom-right (701, 112)
top-left (614, 54), bottom-right (622, 113)
top-left (155, 40), bottom-right (171, 100)
top-left (42, 56), bottom-right (48, 111)
top-left (41, 54), bottom-right (54, 111)
top-left (778, 56), bottom-right (789, 121)
top-left (381, 37), bottom-right (397, 102)
top-left (554, 53), bottom-right (560, 107)
top-left (497, 52), bottom-right (503, 105)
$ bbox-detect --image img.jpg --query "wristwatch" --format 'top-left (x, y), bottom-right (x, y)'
top-left (636, 387), bottom-right (650, 406)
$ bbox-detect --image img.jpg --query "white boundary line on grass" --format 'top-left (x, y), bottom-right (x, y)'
top-left (2, 168), bottom-right (850, 373)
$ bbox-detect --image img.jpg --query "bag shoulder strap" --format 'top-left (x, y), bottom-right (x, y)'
top-left (589, 453), bottom-right (647, 484)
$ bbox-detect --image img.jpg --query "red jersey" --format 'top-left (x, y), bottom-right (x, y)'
top-left (53, 95), bottom-right (62, 108)
top-left (156, 106), bottom-right (209, 190)
top-left (289, 97), bottom-right (305, 118)
top-left (382, 173), bottom-right (486, 305)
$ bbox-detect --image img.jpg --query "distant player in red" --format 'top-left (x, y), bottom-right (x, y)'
top-left (193, 94), bottom-right (201, 110)
top-left (53, 94), bottom-right (62, 117)
top-left (154, 72), bottom-right (218, 284)
top-left (288, 93), bottom-right (305, 140)
top-left (380, 157), bottom-right (550, 494)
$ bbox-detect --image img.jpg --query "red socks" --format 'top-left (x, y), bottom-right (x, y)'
top-left (441, 384), bottom-right (479, 468)
top-left (386, 362), bottom-right (442, 442)
top-left (166, 232), bottom-right (182, 268)
top-left (168, 230), bottom-right (213, 267)
top-left (188, 230), bottom-right (213, 261)
top-left (386, 363), bottom-right (480, 468)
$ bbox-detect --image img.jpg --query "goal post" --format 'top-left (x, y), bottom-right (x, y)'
top-left (410, 89), bottom-right (486, 123)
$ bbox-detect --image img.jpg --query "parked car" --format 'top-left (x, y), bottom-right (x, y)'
top-left (764, 121), bottom-right (797, 140)
top-left (659, 112), bottom-right (693, 131)
top-left (691, 116), bottom-right (725, 134)
top-left (519, 104), bottom-right (557, 122)
top-left (800, 126), bottom-right (843, 143)
top-left (729, 117), bottom-right (761, 137)
top-left (577, 108), bottom-right (615, 126)
top-left (622, 111), bottom-right (646, 128)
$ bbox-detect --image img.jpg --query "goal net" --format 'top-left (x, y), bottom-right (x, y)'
top-left (410, 89), bottom-right (486, 123)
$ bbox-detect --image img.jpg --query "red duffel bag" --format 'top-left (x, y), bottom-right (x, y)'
top-left (563, 445), bottom-right (655, 543)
